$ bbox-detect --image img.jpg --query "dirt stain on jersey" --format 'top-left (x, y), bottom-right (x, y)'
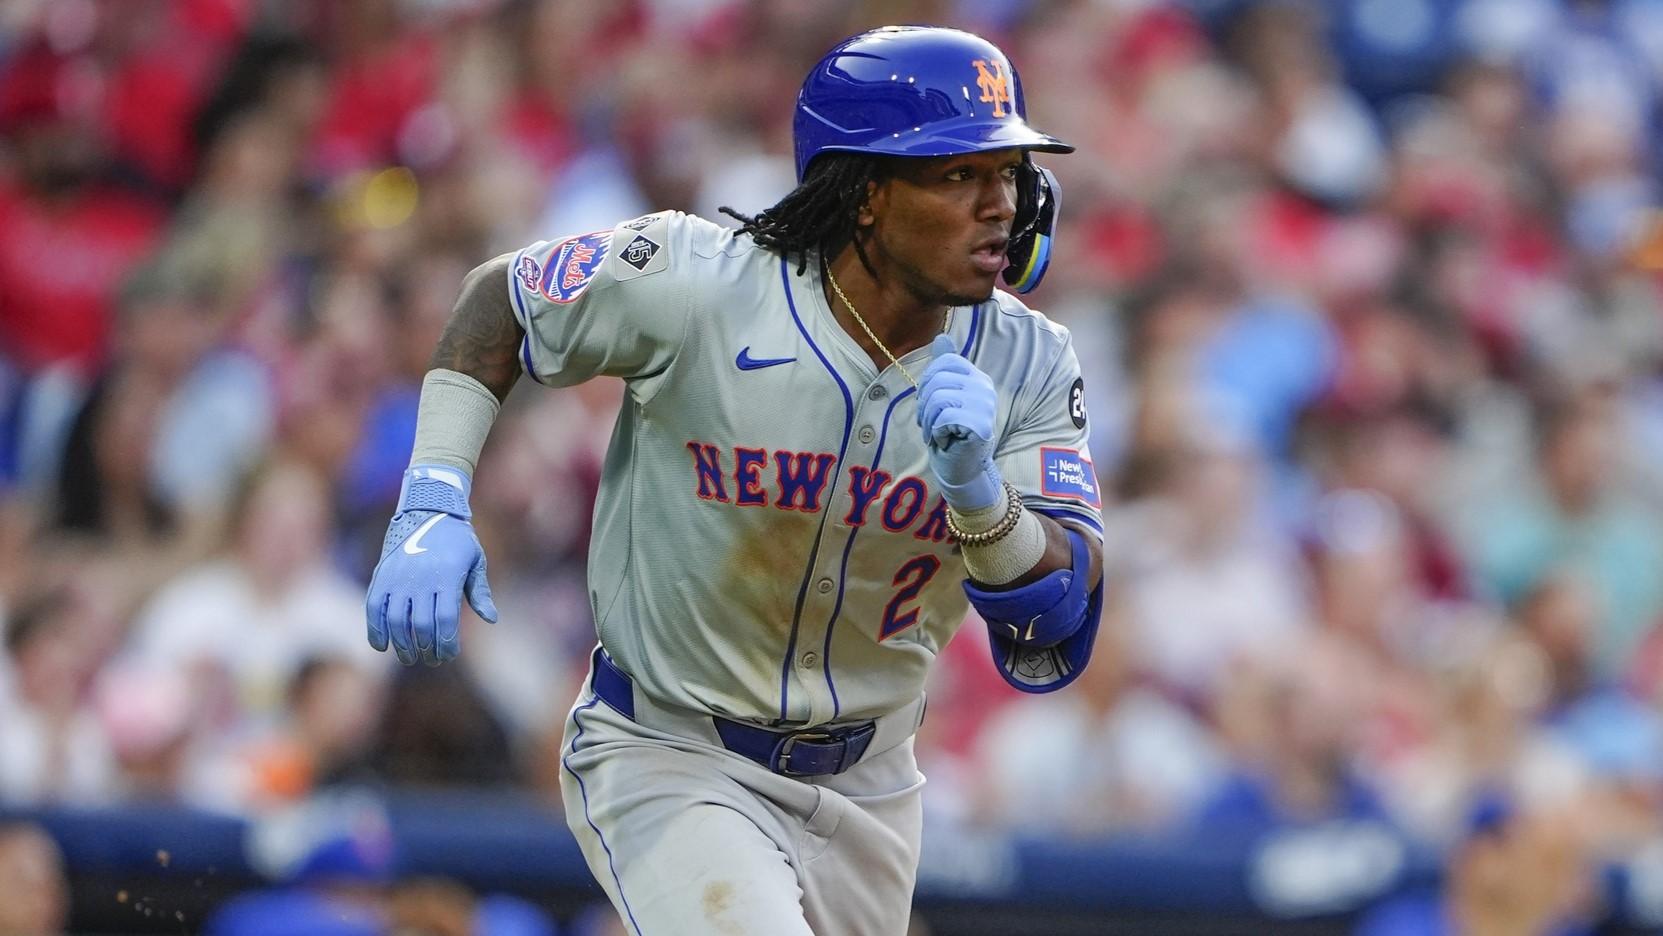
top-left (719, 511), bottom-right (820, 637)
top-left (702, 880), bottom-right (742, 934)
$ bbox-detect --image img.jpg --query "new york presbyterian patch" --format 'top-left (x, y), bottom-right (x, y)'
top-left (1040, 447), bottom-right (1101, 507)
top-left (538, 231), bottom-right (612, 303)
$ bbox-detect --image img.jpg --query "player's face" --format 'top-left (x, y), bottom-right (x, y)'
top-left (862, 148), bottom-right (1022, 307)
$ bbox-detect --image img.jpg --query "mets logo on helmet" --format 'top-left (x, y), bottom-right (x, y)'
top-left (972, 59), bottom-right (1010, 118)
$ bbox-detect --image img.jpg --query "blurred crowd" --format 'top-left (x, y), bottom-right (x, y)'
top-left (3, 0), bottom-right (1663, 932)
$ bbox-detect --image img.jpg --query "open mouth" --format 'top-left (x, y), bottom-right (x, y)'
top-left (971, 239), bottom-right (1009, 274)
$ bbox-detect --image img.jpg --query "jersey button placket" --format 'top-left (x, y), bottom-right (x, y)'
top-left (857, 384), bottom-right (886, 446)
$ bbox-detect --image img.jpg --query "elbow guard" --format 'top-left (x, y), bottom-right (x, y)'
top-left (965, 527), bottom-right (1103, 693)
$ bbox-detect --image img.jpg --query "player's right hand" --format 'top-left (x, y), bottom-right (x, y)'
top-left (365, 464), bottom-right (498, 666)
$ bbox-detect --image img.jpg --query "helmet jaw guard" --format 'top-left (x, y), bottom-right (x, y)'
top-left (794, 26), bottom-right (1072, 294)
top-left (1003, 163), bottom-right (1060, 294)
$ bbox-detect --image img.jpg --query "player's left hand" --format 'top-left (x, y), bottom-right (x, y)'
top-left (918, 334), bottom-right (1002, 511)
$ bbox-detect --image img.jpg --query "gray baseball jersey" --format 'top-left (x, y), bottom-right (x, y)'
top-left (508, 210), bottom-right (1102, 728)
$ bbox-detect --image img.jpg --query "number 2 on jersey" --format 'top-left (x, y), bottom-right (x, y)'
top-left (879, 555), bottom-right (941, 641)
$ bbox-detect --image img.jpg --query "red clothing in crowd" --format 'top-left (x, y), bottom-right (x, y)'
top-left (0, 182), bottom-right (164, 374)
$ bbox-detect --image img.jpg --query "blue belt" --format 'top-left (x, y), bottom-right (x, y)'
top-left (589, 647), bottom-right (877, 778)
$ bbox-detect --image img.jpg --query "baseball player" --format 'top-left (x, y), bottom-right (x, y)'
top-left (365, 25), bottom-right (1104, 935)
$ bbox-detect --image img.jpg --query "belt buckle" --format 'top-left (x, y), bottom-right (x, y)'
top-left (774, 730), bottom-right (841, 777)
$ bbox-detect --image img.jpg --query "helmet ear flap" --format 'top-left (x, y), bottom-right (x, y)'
top-left (1002, 162), bottom-right (1061, 294)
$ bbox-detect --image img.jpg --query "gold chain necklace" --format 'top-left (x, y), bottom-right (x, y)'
top-left (825, 265), bottom-right (951, 390)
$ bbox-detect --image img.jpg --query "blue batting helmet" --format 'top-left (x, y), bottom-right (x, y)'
top-left (793, 25), bottom-right (1073, 180)
top-left (793, 26), bottom-right (1072, 294)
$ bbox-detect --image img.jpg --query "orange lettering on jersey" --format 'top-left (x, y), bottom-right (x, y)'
top-left (774, 451), bottom-right (838, 513)
top-left (972, 59), bottom-right (1010, 118)
top-left (563, 242), bottom-right (598, 291)
top-left (914, 497), bottom-right (954, 543)
top-left (686, 441), bottom-right (730, 502)
top-left (844, 467), bottom-right (893, 527)
top-left (685, 440), bottom-right (960, 545)
top-left (734, 447), bottom-right (770, 507)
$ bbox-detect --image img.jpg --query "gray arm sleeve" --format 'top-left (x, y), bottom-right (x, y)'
top-left (410, 368), bottom-right (501, 476)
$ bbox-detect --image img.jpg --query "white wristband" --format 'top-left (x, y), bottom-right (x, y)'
top-left (411, 369), bottom-right (501, 475)
top-left (959, 507), bottom-right (1047, 586)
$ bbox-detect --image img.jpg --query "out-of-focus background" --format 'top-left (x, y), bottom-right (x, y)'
top-left (3, 0), bottom-right (1663, 933)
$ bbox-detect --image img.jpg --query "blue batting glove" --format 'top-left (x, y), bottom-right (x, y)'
top-left (917, 334), bottom-right (1002, 512)
top-left (365, 464), bottom-right (498, 666)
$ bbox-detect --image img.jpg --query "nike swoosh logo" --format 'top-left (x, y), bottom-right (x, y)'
top-left (403, 514), bottom-right (446, 555)
top-left (736, 347), bottom-right (796, 370)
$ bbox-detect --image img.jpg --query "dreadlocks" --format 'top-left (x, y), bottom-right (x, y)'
top-left (719, 153), bottom-right (888, 277)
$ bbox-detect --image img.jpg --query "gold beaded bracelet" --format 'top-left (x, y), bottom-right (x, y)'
top-left (945, 481), bottom-right (1025, 548)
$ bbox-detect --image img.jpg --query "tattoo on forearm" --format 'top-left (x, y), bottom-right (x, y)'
top-left (430, 255), bottom-right (523, 403)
